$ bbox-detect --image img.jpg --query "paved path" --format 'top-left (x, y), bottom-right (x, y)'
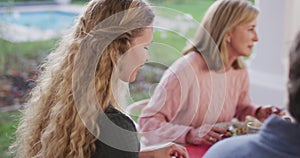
top-left (0, 103), bottom-right (22, 112)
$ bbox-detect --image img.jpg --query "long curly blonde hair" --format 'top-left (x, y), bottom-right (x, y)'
top-left (12, 0), bottom-right (154, 157)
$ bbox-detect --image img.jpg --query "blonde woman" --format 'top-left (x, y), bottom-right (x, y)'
top-left (204, 30), bottom-right (300, 158)
top-left (138, 0), bottom-right (283, 146)
top-left (12, 0), bottom-right (189, 157)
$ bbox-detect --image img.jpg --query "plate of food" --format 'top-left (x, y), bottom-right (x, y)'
top-left (215, 121), bottom-right (247, 136)
top-left (215, 116), bottom-right (264, 137)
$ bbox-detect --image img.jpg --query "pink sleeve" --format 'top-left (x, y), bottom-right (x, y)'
top-left (234, 70), bottom-right (260, 121)
top-left (138, 71), bottom-right (192, 145)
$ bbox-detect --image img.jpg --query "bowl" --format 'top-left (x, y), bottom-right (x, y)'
top-left (246, 122), bottom-right (262, 134)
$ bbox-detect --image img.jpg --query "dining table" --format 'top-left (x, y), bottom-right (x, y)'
top-left (186, 144), bottom-right (211, 158)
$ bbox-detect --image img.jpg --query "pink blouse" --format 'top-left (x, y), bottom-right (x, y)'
top-left (138, 52), bottom-right (259, 145)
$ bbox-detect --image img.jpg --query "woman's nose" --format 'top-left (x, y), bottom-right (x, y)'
top-left (253, 31), bottom-right (259, 42)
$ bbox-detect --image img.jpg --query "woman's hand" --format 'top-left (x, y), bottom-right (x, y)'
top-left (256, 105), bottom-right (285, 121)
top-left (186, 125), bottom-right (228, 145)
top-left (140, 143), bottom-right (189, 158)
top-left (154, 143), bottom-right (189, 158)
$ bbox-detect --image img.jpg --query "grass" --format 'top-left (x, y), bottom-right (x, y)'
top-left (151, 0), bottom-right (214, 21)
top-left (0, 111), bottom-right (20, 157)
top-left (149, 31), bottom-right (185, 65)
top-left (0, 39), bottom-right (57, 57)
top-left (148, 0), bottom-right (214, 64)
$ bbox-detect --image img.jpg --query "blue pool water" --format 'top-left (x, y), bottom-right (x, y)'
top-left (0, 11), bottom-right (78, 30)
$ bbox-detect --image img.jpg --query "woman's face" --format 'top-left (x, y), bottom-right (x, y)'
top-left (118, 27), bottom-right (153, 82)
top-left (227, 18), bottom-right (259, 58)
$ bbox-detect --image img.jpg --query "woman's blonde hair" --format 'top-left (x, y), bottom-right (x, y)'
top-left (183, 0), bottom-right (259, 71)
top-left (12, 0), bottom-right (154, 157)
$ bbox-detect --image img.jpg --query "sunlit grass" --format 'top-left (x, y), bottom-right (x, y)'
top-left (0, 38), bottom-right (57, 57)
top-left (154, 0), bottom-right (214, 21)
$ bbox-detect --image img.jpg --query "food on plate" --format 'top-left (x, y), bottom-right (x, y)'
top-left (217, 116), bottom-right (265, 138)
top-left (226, 123), bottom-right (247, 136)
top-left (216, 121), bottom-right (246, 138)
top-left (245, 115), bottom-right (262, 125)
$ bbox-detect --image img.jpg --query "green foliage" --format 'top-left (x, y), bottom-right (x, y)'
top-left (0, 39), bottom-right (58, 74)
top-left (0, 111), bottom-right (20, 157)
top-left (0, 39), bottom-right (57, 157)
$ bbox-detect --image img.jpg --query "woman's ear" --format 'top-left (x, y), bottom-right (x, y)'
top-left (227, 38), bottom-right (231, 43)
top-left (225, 32), bottom-right (232, 43)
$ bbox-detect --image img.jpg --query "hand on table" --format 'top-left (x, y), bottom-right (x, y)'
top-left (256, 105), bottom-right (285, 121)
top-left (163, 143), bottom-right (189, 158)
top-left (140, 143), bottom-right (189, 158)
top-left (186, 125), bottom-right (228, 145)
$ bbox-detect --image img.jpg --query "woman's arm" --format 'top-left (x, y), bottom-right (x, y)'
top-left (235, 70), bottom-right (259, 121)
top-left (138, 72), bottom-right (193, 145)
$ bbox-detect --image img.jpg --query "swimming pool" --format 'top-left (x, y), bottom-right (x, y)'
top-left (0, 11), bottom-right (78, 30)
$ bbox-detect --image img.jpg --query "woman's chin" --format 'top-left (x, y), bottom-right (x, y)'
top-left (242, 52), bottom-right (252, 57)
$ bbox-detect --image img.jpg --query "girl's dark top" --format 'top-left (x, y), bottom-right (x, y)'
top-left (92, 105), bottom-right (140, 158)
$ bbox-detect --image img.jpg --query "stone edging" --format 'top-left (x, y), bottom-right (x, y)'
top-left (0, 104), bottom-right (22, 112)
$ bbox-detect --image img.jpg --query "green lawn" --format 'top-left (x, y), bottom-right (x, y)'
top-left (0, 39), bottom-right (57, 57)
top-left (0, 111), bottom-right (20, 157)
top-left (149, 0), bottom-right (214, 64)
top-left (152, 0), bottom-right (214, 21)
